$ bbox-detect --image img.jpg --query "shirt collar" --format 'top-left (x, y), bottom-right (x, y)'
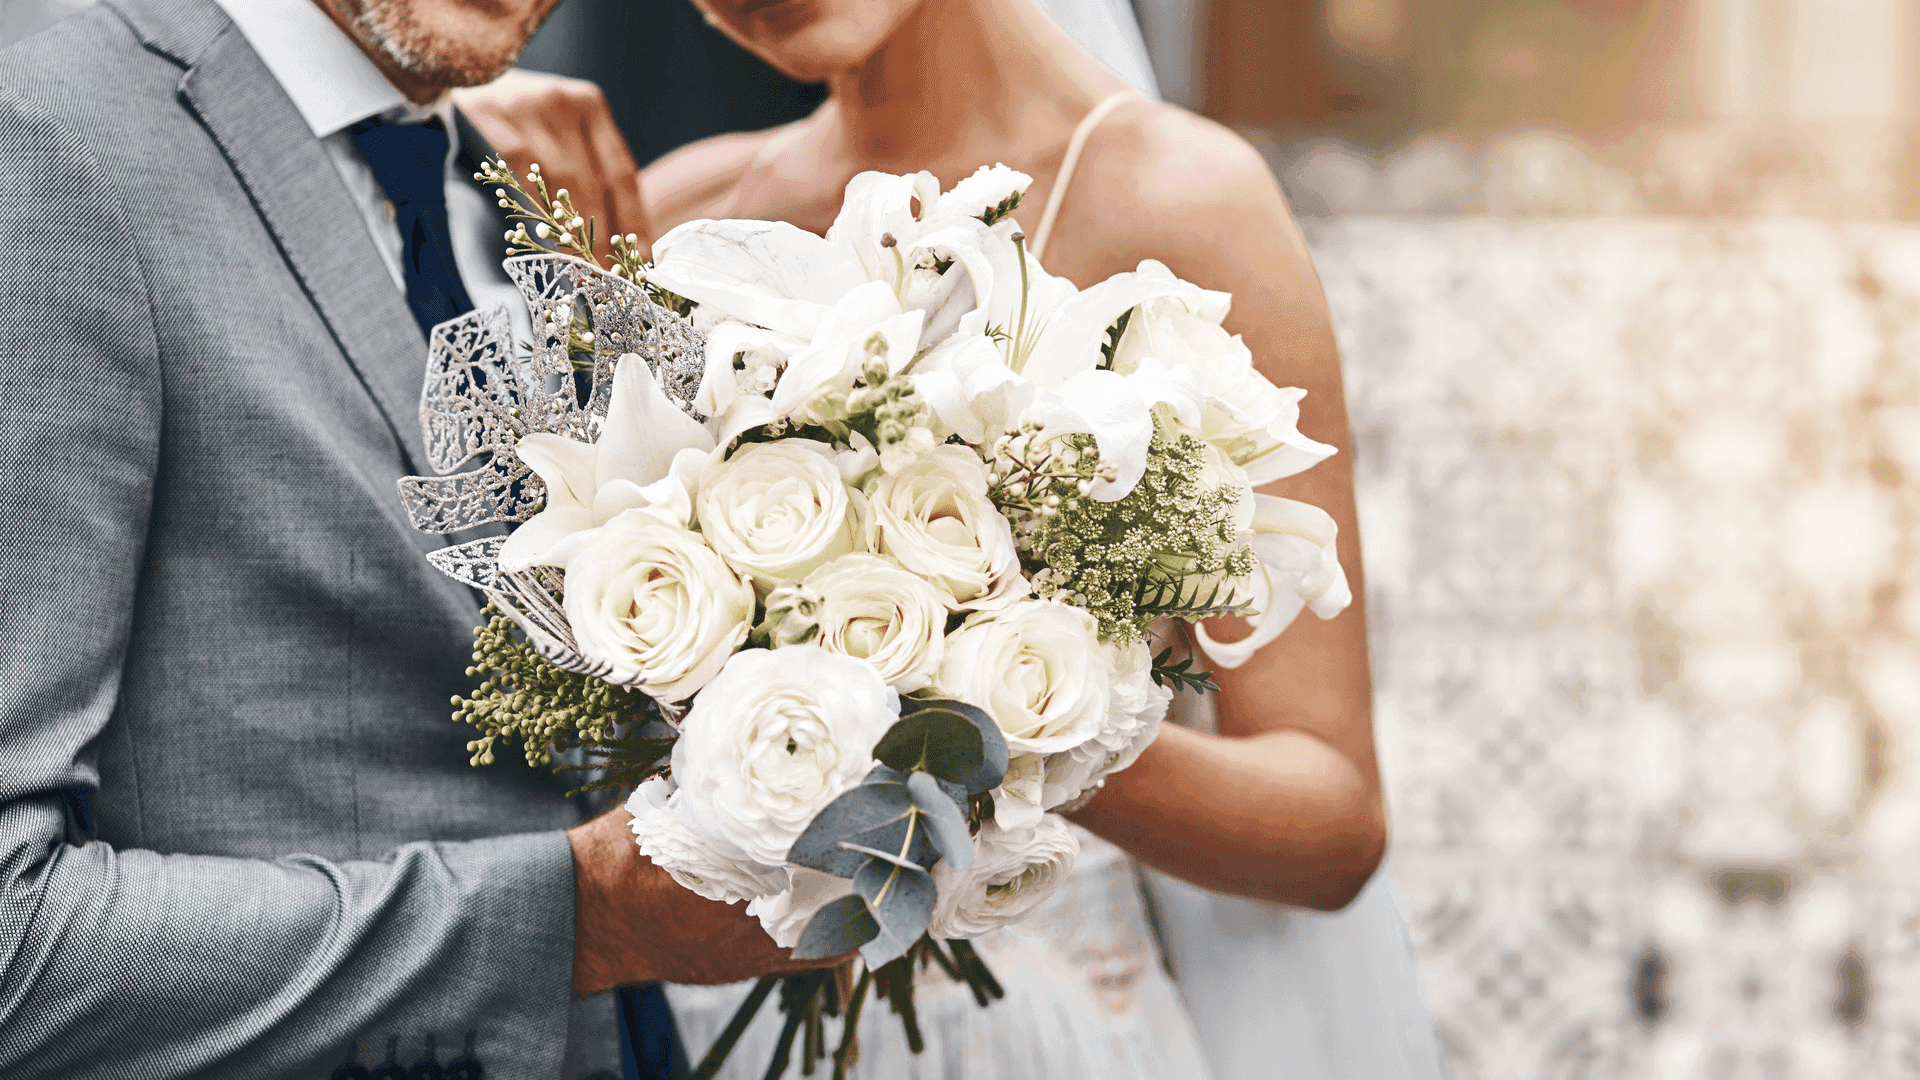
top-left (212, 0), bottom-right (451, 138)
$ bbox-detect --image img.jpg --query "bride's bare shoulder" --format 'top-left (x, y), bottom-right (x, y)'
top-left (643, 125), bottom-right (788, 231)
top-left (1067, 101), bottom-right (1313, 295)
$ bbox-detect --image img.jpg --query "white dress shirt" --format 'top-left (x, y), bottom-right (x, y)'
top-left (211, 0), bottom-right (524, 331)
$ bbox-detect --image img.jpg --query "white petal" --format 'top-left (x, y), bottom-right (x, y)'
top-left (1021, 263), bottom-right (1192, 389)
top-left (515, 432), bottom-right (598, 511)
top-left (595, 355), bottom-right (717, 492)
top-left (827, 171), bottom-right (940, 281)
top-left (1124, 356), bottom-right (1205, 430)
top-left (937, 164), bottom-right (1033, 221)
top-left (648, 218), bottom-right (861, 339)
top-left (696, 322), bottom-right (801, 419)
top-left (1023, 370), bottom-right (1153, 501)
top-left (1248, 495), bottom-right (1352, 620)
top-left (497, 504), bottom-right (596, 571)
top-left (769, 280), bottom-right (903, 417)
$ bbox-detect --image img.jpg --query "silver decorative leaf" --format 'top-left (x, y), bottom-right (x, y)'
top-left (424, 536), bottom-right (509, 591)
top-left (420, 306), bottom-right (526, 475)
top-left (398, 462), bottom-right (543, 534)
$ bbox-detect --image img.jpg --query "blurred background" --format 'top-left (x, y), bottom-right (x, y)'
top-left (7, 0), bottom-right (1917, 1076)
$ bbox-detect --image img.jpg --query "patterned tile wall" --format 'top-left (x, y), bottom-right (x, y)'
top-left (1308, 216), bottom-right (1920, 1079)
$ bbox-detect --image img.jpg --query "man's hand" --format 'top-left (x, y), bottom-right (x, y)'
top-left (569, 807), bottom-right (818, 994)
top-left (454, 70), bottom-right (649, 259)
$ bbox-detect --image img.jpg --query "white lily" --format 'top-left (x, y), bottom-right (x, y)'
top-left (649, 170), bottom-right (1007, 352)
top-left (497, 355), bottom-right (717, 572)
top-left (912, 333), bottom-right (1035, 445)
top-left (1194, 494), bottom-right (1352, 668)
top-left (770, 281), bottom-right (925, 423)
top-left (955, 237), bottom-right (1204, 500)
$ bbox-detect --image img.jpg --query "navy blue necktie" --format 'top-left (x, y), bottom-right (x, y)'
top-left (349, 115), bottom-right (474, 339)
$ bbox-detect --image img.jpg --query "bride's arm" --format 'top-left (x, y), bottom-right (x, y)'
top-left (1059, 107), bottom-right (1384, 911)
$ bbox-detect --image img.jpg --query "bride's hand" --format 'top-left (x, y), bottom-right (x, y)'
top-left (453, 69), bottom-right (650, 259)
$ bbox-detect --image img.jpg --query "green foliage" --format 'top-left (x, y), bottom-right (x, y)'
top-left (874, 699), bottom-right (1008, 793)
top-left (1149, 647), bottom-right (1222, 694)
top-left (1098, 309), bottom-right (1133, 370)
top-left (1023, 422), bottom-right (1257, 642)
top-left (453, 608), bottom-right (672, 792)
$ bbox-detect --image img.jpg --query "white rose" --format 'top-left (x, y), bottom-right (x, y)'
top-left (928, 817), bottom-right (1079, 938)
top-left (747, 867), bottom-right (856, 948)
top-left (934, 600), bottom-right (1109, 757)
top-left (697, 440), bottom-right (863, 591)
top-left (1111, 263), bottom-right (1335, 485)
top-left (671, 646), bottom-right (900, 867)
top-left (626, 777), bottom-right (789, 904)
top-left (801, 553), bottom-right (948, 693)
top-left (865, 444), bottom-right (1026, 611)
top-left (563, 510), bottom-right (754, 701)
top-left (1040, 640), bottom-right (1171, 810)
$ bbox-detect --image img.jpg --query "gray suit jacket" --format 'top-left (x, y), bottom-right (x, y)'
top-left (0, 1), bottom-right (602, 1075)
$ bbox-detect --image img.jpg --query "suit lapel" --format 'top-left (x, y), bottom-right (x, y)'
top-left (174, 24), bottom-right (431, 474)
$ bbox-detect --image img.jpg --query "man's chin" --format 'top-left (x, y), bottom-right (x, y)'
top-left (346, 0), bottom-right (549, 92)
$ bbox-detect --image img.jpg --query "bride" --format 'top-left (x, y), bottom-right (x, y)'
top-left (462, 0), bottom-right (1436, 1075)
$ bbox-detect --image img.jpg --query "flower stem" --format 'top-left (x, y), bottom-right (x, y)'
top-left (691, 975), bottom-right (780, 1080)
top-left (830, 967), bottom-right (874, 1080)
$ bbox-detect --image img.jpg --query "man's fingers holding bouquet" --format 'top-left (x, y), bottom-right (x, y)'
top-left (569, 808), bottom-right (834, 995)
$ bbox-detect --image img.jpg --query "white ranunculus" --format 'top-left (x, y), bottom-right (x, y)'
top-left (934, 600), bottom-right (1109, 757)
top-left (697, 440), bottom-right (863, 591)
top-left (670, 646), bottom-right (900, 868)
top-left (1041, 640), bottom-right (1171, 809)
top-left (865, 445), bottom-right (1026, 611)
top-left (928, 817), bottom-right (1079, 938)
top-left (991, 753), bottom-right (1046, 831)
top-left (562, 510), bottom-right (754, 700)
top-left (626, 777), bottom-right (789, 904)
top-left (747, 867), bottom-right (856, 949)
top-left (801, 553), bottom-right (948, 693)
top-left (499, 355), bottom-right (716, 571)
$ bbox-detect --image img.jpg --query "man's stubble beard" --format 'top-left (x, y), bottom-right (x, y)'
top-left (345, 0), bottom-right (545, 89)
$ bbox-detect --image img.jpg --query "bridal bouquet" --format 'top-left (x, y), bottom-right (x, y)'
top-left (398, 159), bottom-right (1350, 1078)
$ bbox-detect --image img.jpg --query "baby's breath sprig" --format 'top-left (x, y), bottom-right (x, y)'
top-left (985, 426), bottom-right (1110, 541)
top-left (474, 156), bottom-right (649, 283)
top-left (454, 608), bottom-right (674, 792)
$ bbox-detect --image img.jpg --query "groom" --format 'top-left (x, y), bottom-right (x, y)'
top-left (0, 0), bottom-right (808, 1077)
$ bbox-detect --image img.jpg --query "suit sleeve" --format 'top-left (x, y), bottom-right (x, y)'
top-left (0, 90), bottom-right (579, 1079)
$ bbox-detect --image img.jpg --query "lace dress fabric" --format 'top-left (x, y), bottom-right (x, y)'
top-left (664, 828), bottom-right (1215, 1080)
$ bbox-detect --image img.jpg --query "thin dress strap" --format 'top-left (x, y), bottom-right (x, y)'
top-left (1028, 90), bottom-right (1137, 262)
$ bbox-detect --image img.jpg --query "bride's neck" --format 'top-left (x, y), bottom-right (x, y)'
top-left (822, 0), bottom-right (1102, 169)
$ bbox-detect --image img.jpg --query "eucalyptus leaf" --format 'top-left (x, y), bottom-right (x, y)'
top-left (907, 770), bottom-right (974, 870)
top-left (787, 781), bottom-right (912, 877)
top-left (792, 894), bottom-right (880, 960)
top-left (852, 858), bottom-right (936, 968)
top-left (898, 698), bottom-right (1009, 793)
